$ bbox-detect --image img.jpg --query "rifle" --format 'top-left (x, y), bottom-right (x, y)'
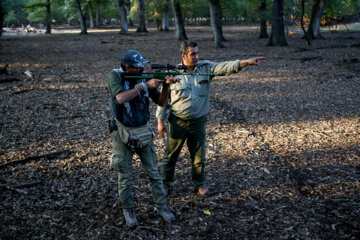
top-left (121, 64), bottom-right (225, 81)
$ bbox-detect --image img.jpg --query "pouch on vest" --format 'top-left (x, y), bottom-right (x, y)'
top-left (115, 119), bottom-right (154, 150)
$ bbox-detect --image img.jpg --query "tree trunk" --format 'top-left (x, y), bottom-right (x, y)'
top-left (300, 0), bottom-right (311, 44)
top-left (209, 0), bottom-right (223, 48)
top-left (45, 0), bottom-right (51, 34)
top-left (75, 0), bottom-right (87, 34)
top-left (0, 0), bottom-right (3, 40)
top-left (126, 2), bottom-right (133, 26)
top-left (307, 0), bottom-right (326, 39)
top-left (161, 0), bottom-right (170, 31)
top-left (267, 0), bottom-right (288, 46)
top-left (95, 3), bottom-right (99, 28)
top-left (119, 0), bottom-right (128, 33)
top-left (259, 0), bottom-right (268, 38)
top-left (88, 0), bottom-right (94, 29)
top-left (136, 0), bottom-right (147, 32)
top-left (171, 0), bottom-right (187, 40)
top-left (215, 0), bottom-right (225, 41)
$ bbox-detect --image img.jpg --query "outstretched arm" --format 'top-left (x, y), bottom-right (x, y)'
top-left (240, 57), bottom-right (266, 68)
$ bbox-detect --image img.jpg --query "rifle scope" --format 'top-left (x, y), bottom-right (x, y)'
top-left (151, 64), bottom-right (187, 70)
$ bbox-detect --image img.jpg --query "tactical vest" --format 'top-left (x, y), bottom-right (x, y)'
top-left (110, 87), bottom-right (151, 128)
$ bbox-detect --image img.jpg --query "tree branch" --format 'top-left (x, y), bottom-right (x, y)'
top-left (0, 150), bottom-right (72, 169)
top-left (0, 183), bottom-right (28, 194)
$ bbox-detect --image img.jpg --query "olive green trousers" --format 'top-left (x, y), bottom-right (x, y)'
top-left (112, 128), bottom-right (166, 210)
top-left (161, 114), bottom-right (206, 189)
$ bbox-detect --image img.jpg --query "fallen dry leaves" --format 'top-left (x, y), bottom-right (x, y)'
top-left (0, 25), bottom-right (359, 239)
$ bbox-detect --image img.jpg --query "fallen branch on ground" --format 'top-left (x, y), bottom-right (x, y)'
top-left (300, 56), bottom-right (323, 62)
top-left (0, 183), bottom-right (28, 194)
top-left (0, 150), bottom-right (72, 168)
top-left (0, 76), bottom-right (21, 83)
top-left (11, 89), bottom-right (34, 95)
top-left (13, 181), bottom-right (44, 188)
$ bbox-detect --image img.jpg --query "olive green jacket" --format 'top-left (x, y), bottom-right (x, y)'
top-left (156, 60), bottom-right (241, 120)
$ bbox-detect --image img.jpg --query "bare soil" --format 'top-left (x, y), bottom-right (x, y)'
top-left (0, 25), bottom-right (359, 239)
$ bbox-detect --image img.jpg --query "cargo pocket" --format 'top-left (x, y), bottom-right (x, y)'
top-left (170, 81), bottom-right (187, 98)
top-left (111, 130), bottom-right (130, 173)
top-left (195, 77), bottom-right (209, 97)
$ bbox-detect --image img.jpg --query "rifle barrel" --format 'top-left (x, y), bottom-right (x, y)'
top-left (122, 72), bottom-right (225, 79)
top-left (189, 73), bottom-right (225, 76)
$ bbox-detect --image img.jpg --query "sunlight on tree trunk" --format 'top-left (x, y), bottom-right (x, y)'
top-left (209, 0), bottom-right (223, 48)
top-left (119, 0), bottom-right (128, 33)
top-left (171, 0), bottom-right (187, 40)
top-left (307, 0), bottom-right (326, 40)
top-left (161, 0), bottom-right (170, 31)
top-left (88, 1), bottom-right (94, 29)
top-left (75, 0), bottom-right (87, 34)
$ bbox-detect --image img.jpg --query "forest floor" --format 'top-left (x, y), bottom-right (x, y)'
top-left (0, 25), bottom-right (359, 239)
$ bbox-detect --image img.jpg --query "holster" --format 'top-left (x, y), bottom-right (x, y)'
top-left (108, 119), bottom-right (118, 133)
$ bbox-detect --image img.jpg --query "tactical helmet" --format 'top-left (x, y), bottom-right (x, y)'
top-left (121, 50), bottom-right (149, 68)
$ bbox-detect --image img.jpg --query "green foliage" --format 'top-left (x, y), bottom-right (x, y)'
top-left (101, 0), bottom-right (121, 19)
top-left (221, 0), bottom-right (274, 22)
top-left (2, 0), bottom-right (360, 27)
top-left (4, 11), bottom-right (19, 23)
top-left (63, 0), bottom-right (88, 21)
top-left (129, 0), bottom-right (138, 19)
top-left (61, 0), bottom-right (76, 21)
top-left (146, 0), bottom-right (173, 19)
top-left (2, 0), bottom-right (25, 15)
top-left (23, 0), bottom-right (70, 24)
top-left (325, 0), bottom-right (360, 20)
top-left (156, 0), bottom-right (170, 13)
top-left (222, 0), bottom-right (242, 20)
top-left (51, 1), bottom-right (68, 23)
top-left (24, 0), bottom-right (48, 23)
top-left (180, 0), bottom-right (209, 18)
top-left (2, 0), bottom-right (27, 25)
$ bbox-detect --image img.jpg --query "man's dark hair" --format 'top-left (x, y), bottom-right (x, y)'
top-left (180, 40), bottom-right (198, 54)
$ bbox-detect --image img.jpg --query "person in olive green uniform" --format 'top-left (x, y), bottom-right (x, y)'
top-left (108, 50), bottom-right (179, 227)
top-left (156, 40), bottom-right (265, 196)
